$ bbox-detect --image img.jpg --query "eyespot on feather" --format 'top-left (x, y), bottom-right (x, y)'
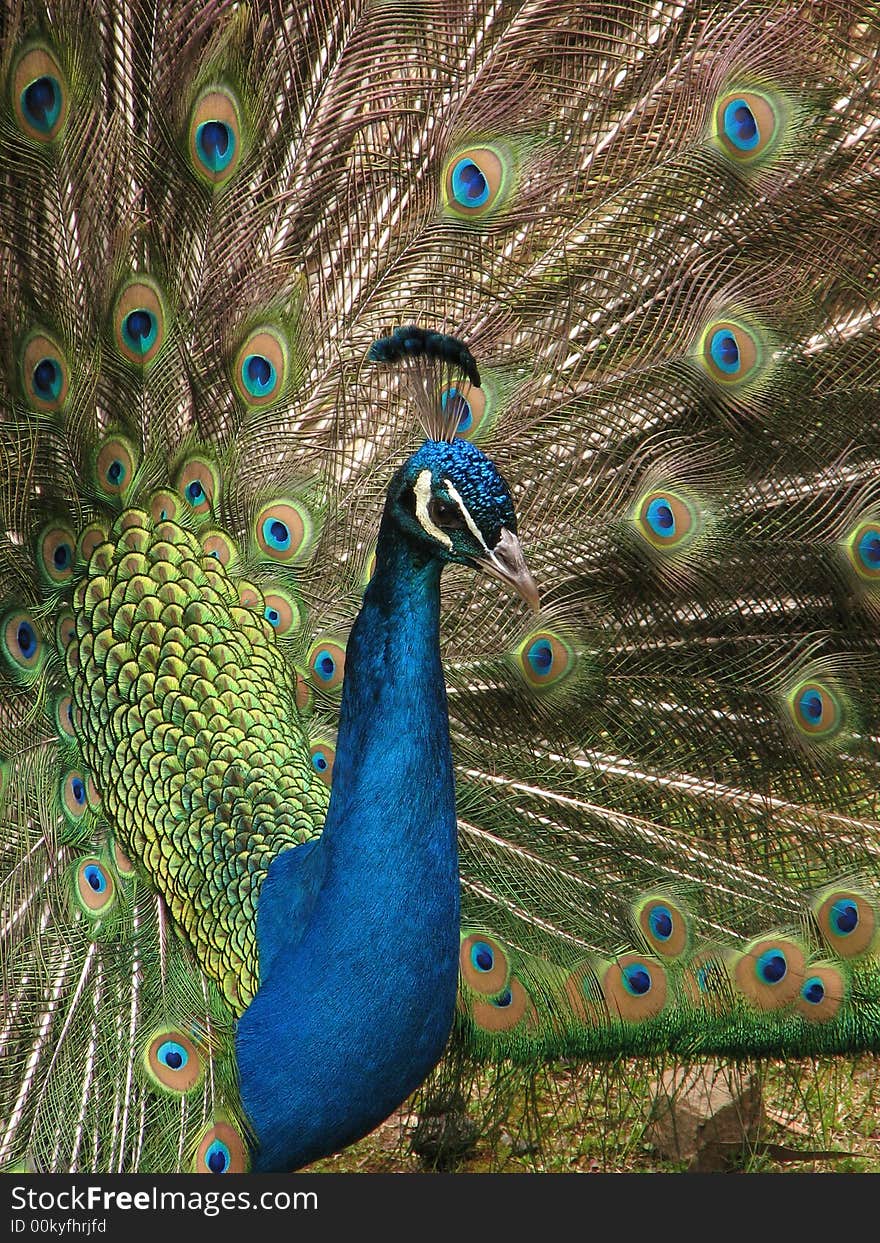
top-left (54, 694), bottom-right (76, 743)
top-left (77, 523), bottom-right (109, 564)
top-left (72, 856), bottom-right (116, 916)
top-left (261, 588), bottom-right (301, 637)
top-left (306, 638), bottom-right (346, 693)
top-left (95, 436), bottom-right (139, 498)
top-left (175, 456), bottom-right (220, 516)
top-left (514, 629), bottom-right (574, 689)
top-left (795, 964), bottom-right (845, 1022)
top-left (149, 490), bottom-right (181, 523)
top-left (733, 937), bottom-right (804, 1009)
top-left (309, 739), bottom-right (335, 787)
top-left (443, 145), bottom-right (512, 220)
top-left (232, 328), bottom-right (288, 408)
top-left (61, 770), bottom-right (89, 824)
top-left (194, 1121), bottom-right (249, 1174)
top-left (21, 332), bottom-right (69, 411)
top-left (815, 890), bottom-right (877, 957)
top-left (11, 45), bottom-right (69, 143)
top-left (441, 383), bottom-right (492, 441)
top-left (714, 90), bottom-right (781, 162)
top-left (2, 611), bottom-right (44, 679)
top-left (253, 500), bottom-right (313, 564)
top-left (201, 530), bottom-right (238, 568)
top-left (238, 583), bottom-right (262, 611)
top-left (844, 519), bottom-right (880, 583)
top-left (634, 895), bottom-right (690, 958)
top-left (699, 319), bottom-right (762, 386)
top-left (55, 609), bottom-right (76, 651)
top-left (564, 962), bottom-right (604, 1024)
top-left (602, 954), bottom-right (668, 1021)
top-left (785, 679), bottom-right (845, 741)
top-left (188, 87), bottom-right (243, 186)
top-left (36, 524), bottom-right (76, 586)
top-left (112, 279), bottom-right (167, 366)
top-left (634, 488), bottom-right (698, 551)
top-left (460, 933), bottom-right (510, 995)
top-left (470, 976), bottom-right (534, 1032)
top-left (143, 1029), bottom-right (205, 1094)
top-left (681, 950), bottom-right (735, 1012)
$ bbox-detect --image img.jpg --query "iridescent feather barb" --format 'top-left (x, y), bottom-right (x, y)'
top-left (2, 0), bottom-right (880, 1175)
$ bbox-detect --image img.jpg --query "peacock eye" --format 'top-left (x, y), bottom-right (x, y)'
top-left (429, 497), bottom-right (466, 529)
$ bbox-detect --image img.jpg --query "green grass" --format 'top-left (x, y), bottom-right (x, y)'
top-left (305, 1054), bottom-right (880, 1173)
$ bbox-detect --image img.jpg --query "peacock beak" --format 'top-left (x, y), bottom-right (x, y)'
top-left (478, 528), bottom-right (540, 611)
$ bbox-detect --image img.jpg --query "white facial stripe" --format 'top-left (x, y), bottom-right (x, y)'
top-left (414, 469), bottom-right (452, 548)
top-left (443, 478), bottom-right (488, 550)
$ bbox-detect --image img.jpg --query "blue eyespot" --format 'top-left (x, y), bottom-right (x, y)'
top-left (757, 949), bottom-right (787, 984)
top-left (801, 977), bottom-right (826, 1006)
top-left (53, 543), bottom-right (72, 571)
top-left (709, 328), bottom-right (741, 374)
top-left (451, 158), bottom-right (489, 207)
top-left (441, 386), bottom-right (473, 433)
top-left (17, 621), bottom-right (37, 660)
top-left (798, 689), bottom-right (823, 724)
top-left (242, 354), bottom-right (276, 398)
top-left (696, 965), bottom-right (711, 993)
top-left (645, 497), bottom-right (675, 537)
top-left (264, 606), bottom-right (281, 627)
top-left (307, 640), bottom-right (346, 692)
top-left (526, 638), bottom-right (553, 677)
top-left (186, 480), bottom-right (205, 505)
top-left (156, 1040), bottom-right (189, 1072)
top-left (723, 99), bottom-right (759, 151)
top-left (33, 358), bottom-right (62, 400)
top-left (314, 650), bottom-right (336, 682)
top-left (648, 905), bottom-right (673, 942)
top-left (493, 988), bottom-right (513, 1008)
top-left (622, 964), bottom-right (652, 996)
top-left (791, 682), bottom-right (841, 738)
top-left (22, 76), bottom-right (62, 133)
top-left (107, 459), bottom-right (125, 486)
top-left (83, 863), bottom-right (106, 892)
top-left (196, 120), bottom-right (234, 173)
top-left (122, 309), bottom-right (158, 355)
top-left (830, 898), bottom-right (859, 936)
top-left (857, 529), bottom-right (880, 570)
top-left (470, 941), bottom-right (495, 973)
top-left (261, 517), bottom-right (291, 552)
top-left (311, 750), bottom-right (328, 772)
top-left (205, 1139), bottom-right (230, 1174)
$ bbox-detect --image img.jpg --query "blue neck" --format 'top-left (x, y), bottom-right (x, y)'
top-left (237, 516), bottom-right (460, 1171)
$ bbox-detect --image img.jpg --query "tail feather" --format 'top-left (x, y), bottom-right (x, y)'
top-left (3, 0), bottom-right (880, 1170)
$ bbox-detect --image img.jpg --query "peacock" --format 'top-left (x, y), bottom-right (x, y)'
top-left (2, 0), bottom-right (880, 1175)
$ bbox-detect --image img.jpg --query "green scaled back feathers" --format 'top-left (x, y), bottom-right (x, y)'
top-left (3, 0), bottom-right (880, 1172)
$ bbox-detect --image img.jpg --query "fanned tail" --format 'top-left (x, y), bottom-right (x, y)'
top-left (3, 0), bottom-right (880, 1170)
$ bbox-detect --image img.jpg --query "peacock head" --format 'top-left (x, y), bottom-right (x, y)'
top-left (387, 436), bottom-right (539, 609)
top-left (369, 326), bottom-right (538, 608)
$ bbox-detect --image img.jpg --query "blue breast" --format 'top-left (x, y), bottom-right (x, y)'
top-left (236, 525), bottom-right (460, 1172)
